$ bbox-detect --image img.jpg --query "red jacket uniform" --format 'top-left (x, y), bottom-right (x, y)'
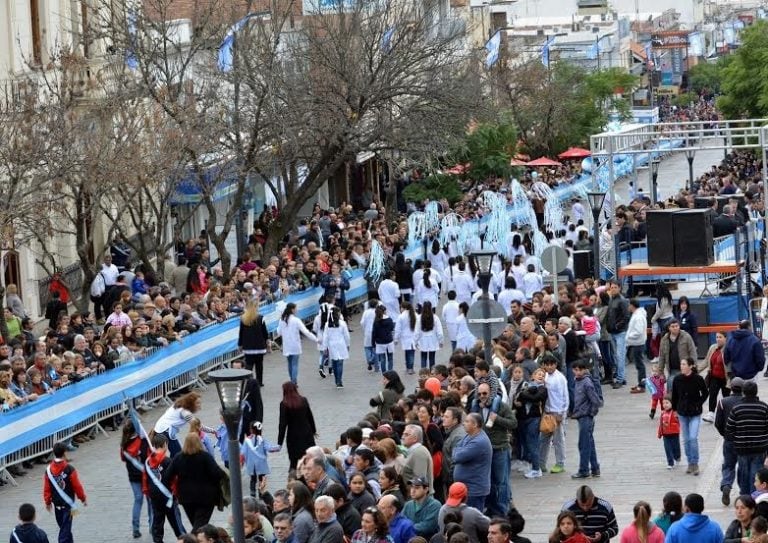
top-left (43, 459), bottom-right (86, 507)
top-left (657, 409), bottom-right (681, 438)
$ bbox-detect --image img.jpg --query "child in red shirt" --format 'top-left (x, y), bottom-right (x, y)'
top-left (657, 396), bottom-right (681, 469)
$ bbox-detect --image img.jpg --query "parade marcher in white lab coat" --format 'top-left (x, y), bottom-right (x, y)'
top-left (454, 302), bottom-right (478, 352)
top-left (378, 271), bottom-right (401, 322)
top-left (415, 301), bottom-right (444, 369)
top-left (441, 291), bottom-right (461, 351)
top-left (496, 277), bottom-right (527, 316)
top-left (414, 268), bottom-right (440, 309)
top-left (277, 302), bottom-right (318, 384)
top-left (394, 302), bottom-right (418, 375)
top-left (452, 262), bottom-right (476, 306)
top-left (320, 306), bottom-right (351, 388)
top-left (360, 299), bottom-right (380, 372)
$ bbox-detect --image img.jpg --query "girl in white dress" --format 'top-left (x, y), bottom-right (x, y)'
top-left (415, 301), bottom-right (444, 369)
top-left (321, 307), bottom-right (351, 388)
top-left (454, 302), bottom-right (477, 352)
top-left (277, 302), bottom-right (318, 384)
top-left (415, 269), bottom-right (440, 309)
top-left (394, 302), bottom-right (418, 375)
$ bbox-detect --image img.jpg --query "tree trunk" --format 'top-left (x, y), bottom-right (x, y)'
top-left (0, 285), bottom-right (8, 341)
top-left (384, 161), bottom-right (399, 225)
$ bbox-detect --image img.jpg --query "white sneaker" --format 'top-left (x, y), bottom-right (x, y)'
top-left (510, 460), bottom-right (522, 470)
top-left (702, 412), bottom-right (715, 423)
top-left (516, 462), bottom-right (531, 473)
top-left (524, 469), bottom-right (543, 479)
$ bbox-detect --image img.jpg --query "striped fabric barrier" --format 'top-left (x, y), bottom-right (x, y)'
top-left (0, 269), bottom-right (370, 463)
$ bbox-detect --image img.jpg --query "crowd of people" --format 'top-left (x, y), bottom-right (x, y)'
top-left (4, 112), bottom-right (768, 543)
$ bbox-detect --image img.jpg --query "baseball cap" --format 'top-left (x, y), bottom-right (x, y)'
top-left (409, 477), bottom-right (429, 488)
top-left (445, 482), bottom-right (468, 507)
top-left (361, 428), bottom-right (373, 439)
top-left (730, 377), bottom-right (745, 390)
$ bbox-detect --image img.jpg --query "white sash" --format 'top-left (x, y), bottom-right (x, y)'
top-left (122, 450), bottom-right (145, 472)
top-left (46, 466), bottom-right (78, 511)
top-left (12, 530), bottom-right (22, 543)
top-left (145, 459), bottom-right (174, 508)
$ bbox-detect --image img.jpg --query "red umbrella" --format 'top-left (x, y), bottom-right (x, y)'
top-left (558, 147), bottom-right (591, 159)
top-left (510, 158), bottom-right (527, 166)
top-left (525, 157), bottom-right (562, 167)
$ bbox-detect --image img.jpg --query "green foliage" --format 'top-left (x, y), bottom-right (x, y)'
top-left (452, 117), bottom-right (517, 181)
top-left (717, 21), bottom-right (768, 119)
top-left (503, 63), bottom-right (638, 157)
top-left (402, 174), bottom-right (464, 205)
top-left (671, 91), bottom-right (699, 108)
top-left (687, 61), bottom-right (725, 95)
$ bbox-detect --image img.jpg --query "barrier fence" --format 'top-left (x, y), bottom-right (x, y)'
top-left (0, 269), bottom-right (370, 484)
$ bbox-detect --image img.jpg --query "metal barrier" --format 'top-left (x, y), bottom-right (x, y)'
top-left (0, 280), bottom-right (372, 486)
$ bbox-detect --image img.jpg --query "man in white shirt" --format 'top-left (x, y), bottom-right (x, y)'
top-left (441, 291), bottom-right (461, 351)
top-left (360, 299), bottom-right (380, 372)
top-left (496, 277), bottom-right (526, 316)
top-left (539, 355), bottom-right (568, 474)
top-left (100, 254), bottom-right (120, 288)
top-left (521, 264), bottom-right (543, 301)
top-left (378, 271), bottom-right (401, 320)
top-left (452, 263), bottom-right (476, 306)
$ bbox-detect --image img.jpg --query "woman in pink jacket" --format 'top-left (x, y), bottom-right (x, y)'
top-left (620, 501), bottom-right (665, 543)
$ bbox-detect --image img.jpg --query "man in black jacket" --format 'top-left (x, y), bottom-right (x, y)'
top-left (715, 377), bottom-right (744, 506)
top-left (605, 280), bottom-right (629, 389)
top-left (725, 381), bottom-right (768, 497)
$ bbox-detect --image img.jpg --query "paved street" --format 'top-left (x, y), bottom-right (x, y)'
top-left (0, 139), bottom-right (743, 541)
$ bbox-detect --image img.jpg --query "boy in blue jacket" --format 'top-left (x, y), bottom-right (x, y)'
top-left (571, 361), bottom-right (602, 479)
top-left (10, 503), bottom-right (49, 543)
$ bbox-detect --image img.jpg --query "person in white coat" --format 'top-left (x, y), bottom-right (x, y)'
top-left (428, 240), bottom-right (449, 278)
top-left (378, 271), bottom-right (401, 321)
top-left (412, 262), bottom-right (425, 307)
top-left (277, 302), bottom-right (318, 384)
top-left (394, 302), bottom-right (418, 375)
top-left (452, 262), bottom-right (476, 306)
top-left (521, 264), bottom-right (543, 301)
top-left (441, 291), bottom-right (461, 351)
top-left (313, 297), bottom-right (342, 379)
top-left (454, 302), bottom-right (477, 352)
top-left (415, 269), bottom-right (440, 309)
top-left (496, 276), bottom-right (527, 316)
top-left (442, 257), bottom-right (459, 294)
top-left (321, 307), bottom-right (351, 388)
top-left (415, 301), bottom-right (444, 369)
top-left (360, 299), bottom-right (380, 372)
top-left (625, 298), bottom-right (648, 393)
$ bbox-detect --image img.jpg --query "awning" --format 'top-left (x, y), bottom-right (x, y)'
top-left (170, 160), bottom-right (242, 205)
top-left (356, 151), bottom-right (375, 164)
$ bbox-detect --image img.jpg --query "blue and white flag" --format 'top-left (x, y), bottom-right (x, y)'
top-left (218, 13), bottom-right (259, 72)
top-left (125, 8), bottom-right (139, 70)
top-left (540, 36), bottom-right (556, 67)
top-left (644, 41), bottom-right (653, 67)
top-left (586, 41), bottom-right (599, 60)
top-left (485, 30), bottom-right (502, 68)
top-left (128, 406), bottom-right (155, 451)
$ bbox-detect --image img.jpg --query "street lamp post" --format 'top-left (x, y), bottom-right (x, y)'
top-left (587, 192), bottom-right (606, 279)
top-left (685, 143), bottom-right (696, 192)
top-left (471, 249), bottom-right (496, 365)
top-left (651, 158), bottom-right (661, 205)
top-left (209, 368), bottom-right (253, 543)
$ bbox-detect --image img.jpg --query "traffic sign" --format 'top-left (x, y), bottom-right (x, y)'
top-left (467, 298), bottom-right (508, 339)
top-left (541, 245), bottom-right (569, 275)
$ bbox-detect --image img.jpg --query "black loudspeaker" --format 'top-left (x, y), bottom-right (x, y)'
top-left (572, 250), bottom-right (593, 279)
top-left (646, 209), bottom-right (679, 266)
top-left (694, 197), bottom-right (714, 209)
top-left (673, 209), bottom-right (715, 266)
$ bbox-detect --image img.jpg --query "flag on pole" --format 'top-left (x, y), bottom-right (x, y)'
top-left (586, 41), bottom-right (599, 60)
top-left (540, 36), bottom-right (557, 68)
top-left (218, 13), bottom-right (260, 72)
top-left (485, 30), bottom-right (502, 68)
top-left (381, 26), bottom-right (396, 53)
top-left (125, 8), bottom-right (139, 70)
top-left (128, 407), bottom-right (155, 451)
top-left (644, 41), bottom-right (653, 67)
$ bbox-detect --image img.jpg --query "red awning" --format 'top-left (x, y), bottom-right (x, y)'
top-left (558, 147), bottom-right (591, 159)
top-left (525, 157), bottom-right (562, 167)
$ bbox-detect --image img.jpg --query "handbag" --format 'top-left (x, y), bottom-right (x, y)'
top-left (540, 412), bottom-right (558, 434)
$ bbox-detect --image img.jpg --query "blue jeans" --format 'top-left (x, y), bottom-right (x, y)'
top-left (565, 364), bottom-right (575, 414)
top-left (55, 506), bottom-right (74, 543)
top-left (465, 494), bottom-right (486, 512)
top-left (286, 354), bottom-right (300, 383)
top-left (577, 416), bottom-right (599, 475)
top-left (331, 360), bottom-right (344, 386)
top-left (721, 440), bottom-right (737, 490)
top-left (663, 435), bottom-right (681, 466)
top-left (377, 352), bottom-right (393, 373)
top-left (737, 453), bottom-right (766, 495)
top-left (364, 346), bottom-right (376, 369)
top-left (486, 447), bottom-right (511, 517)
top-left (451, 341), bottom-right (457, 351)
top-left (404, 350), bottom-right (415, 370)
top-left (421, 351), bottom-right (436, 369)
top-left (611, 332), bottom-right (627, 383)
top-left (628, 345), bottom-right (646, 385)
top-left (678, 415), bottom-right (701, 464)
top-left (599, 340), bottom-right (615, 381)
top-left (131, 480), bottom-right (153, 532)
top-left (521, 418), bottom-right (541, 471)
